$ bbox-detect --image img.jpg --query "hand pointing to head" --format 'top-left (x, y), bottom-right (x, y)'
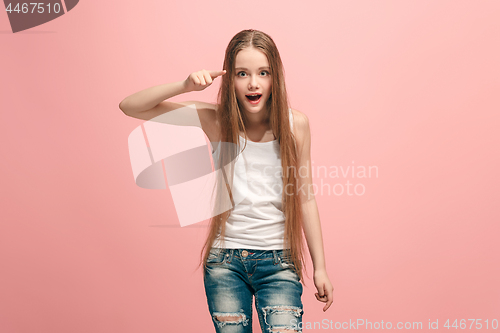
top-left (184, 69), bottom-right (226, 92)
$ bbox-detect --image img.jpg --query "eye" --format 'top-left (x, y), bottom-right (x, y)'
top-left (237, 71), bottom-right (247, 77)
top-left (261, 70), bottom-right (270, 76)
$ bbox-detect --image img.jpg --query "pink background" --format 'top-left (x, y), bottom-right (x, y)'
top-left (1, 1), bottom-right (499, 332)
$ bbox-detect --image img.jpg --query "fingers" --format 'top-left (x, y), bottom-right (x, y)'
top-left (187, 69), bottom-right (226, 92)
top-left (197, 73), bottom-right (206, 85)
top-left (315, 283), bottom-right (334, 312)
top-left (324, 292), bottom-right (334, 312)
top-left (200, 69), bottom-right (225, 84)
top-left (209, 70), bottom-right (226, 78)
top-left (199, 70), bottom-right (225, 85)
top-left (192, 73), bottom-right (202, 86)
top-left (202, 70), bottom-right (212, 85)
top-left (315, 292), bottom-right (327, 302)
top-left (317, 283), bottom-right (325, 299)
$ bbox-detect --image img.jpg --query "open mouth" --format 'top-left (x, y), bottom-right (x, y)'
top-left (246, 94), bottom-right (262, 103)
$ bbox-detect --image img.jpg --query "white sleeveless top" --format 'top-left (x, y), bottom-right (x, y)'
top-left (210, 108), bottom-right (294, 249)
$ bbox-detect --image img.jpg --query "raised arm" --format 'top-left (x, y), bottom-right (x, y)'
top-left (119, 80), bottom-right (191, 119)
top-left (118, 70), bottom-right (226, 121)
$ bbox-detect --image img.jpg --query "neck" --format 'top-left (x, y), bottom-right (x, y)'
top-left (241, 107), bottom-right (270, 128)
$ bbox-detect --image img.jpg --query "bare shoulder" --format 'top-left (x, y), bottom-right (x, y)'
top-left (182, 100), bottom-right (217, 112)
top-left (183, 101), bottom-right (219, 142)
top-left (291, 108), bottom-right (309, 126)
top-left (291, 108), bottom-right (310, 146)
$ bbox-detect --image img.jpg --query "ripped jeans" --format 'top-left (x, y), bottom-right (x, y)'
top-left (204, 248), bottom-right (304, 333)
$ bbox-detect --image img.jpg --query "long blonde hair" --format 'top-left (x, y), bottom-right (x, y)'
top-left (198, 29), bottom-right (308, 285)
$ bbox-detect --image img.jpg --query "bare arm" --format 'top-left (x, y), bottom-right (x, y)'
top-left (294, 110), bottom-right (334, 312)
top-left (119, 80), bottom-right (190, 116)
top-left (294, 111), bottom-right (326, 271)
top-left (118, 70), bottom-right (226, 121)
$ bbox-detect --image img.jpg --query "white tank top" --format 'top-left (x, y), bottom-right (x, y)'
top-left (210, 108), bottom-right (294, 249)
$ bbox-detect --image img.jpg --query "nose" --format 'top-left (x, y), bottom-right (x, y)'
top-left (249, 75), bottom-right (260, 89)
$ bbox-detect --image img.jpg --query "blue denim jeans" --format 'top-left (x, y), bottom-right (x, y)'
top-left (204, 248), bottom-right (304, 333)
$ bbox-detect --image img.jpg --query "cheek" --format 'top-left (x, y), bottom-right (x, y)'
top-left (264, 80), bottom-right (272, 92)
top-left (233, 83), bottom-right (244, 95)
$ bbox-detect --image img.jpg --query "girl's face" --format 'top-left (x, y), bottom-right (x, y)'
top-left (233, 47), bottom-right (272, 115)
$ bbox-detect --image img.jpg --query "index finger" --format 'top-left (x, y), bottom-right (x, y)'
top-left (323, 289), bottom-right (334, 312)
top-left (209, 70), bottom-right (226, 78)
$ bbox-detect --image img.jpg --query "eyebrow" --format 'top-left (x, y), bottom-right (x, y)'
top-left (235, 67), bottom-right (270, 70)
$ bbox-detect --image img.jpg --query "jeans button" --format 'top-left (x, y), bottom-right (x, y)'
top-left (242, 250), bottom-right (248, 257)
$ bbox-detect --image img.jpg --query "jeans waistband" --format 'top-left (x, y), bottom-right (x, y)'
top-left (210, 248), bottom-right (291, 261)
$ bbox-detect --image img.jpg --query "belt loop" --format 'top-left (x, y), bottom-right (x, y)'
top-left (228, 249), bottom-right (234, 263)
top-left (272, 250), bottom-right (278, 265)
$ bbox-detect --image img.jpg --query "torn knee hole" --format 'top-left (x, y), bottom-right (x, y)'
top-left (262, 306), bottom-right (303, 332)
top-left (212, 311), bottom-right (249, 327)
top-left (275, 306), bottom-right (298, 312)
top-left (215, 314), bottom-right (244, 322)
top-left (262, 305), bottom-right (303, 316)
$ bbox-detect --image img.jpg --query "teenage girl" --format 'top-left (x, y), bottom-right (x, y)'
top-left (119, 29), bottom-right (333, 333)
